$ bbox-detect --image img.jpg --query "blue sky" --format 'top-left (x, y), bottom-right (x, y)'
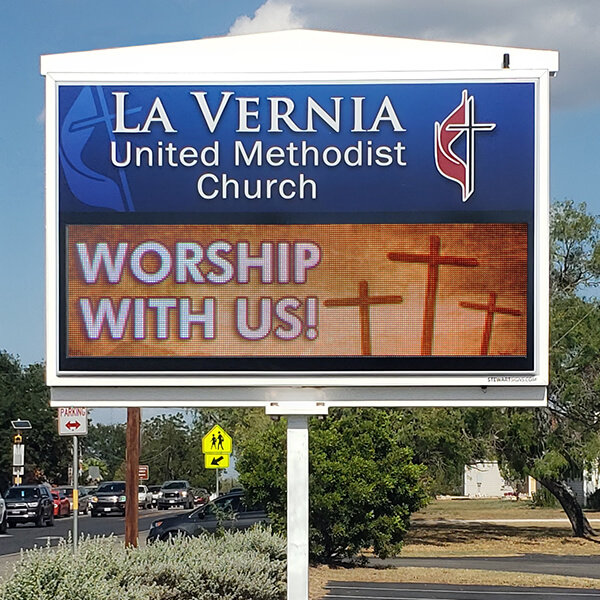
top-left (1, 0), bottom-right (599, 375)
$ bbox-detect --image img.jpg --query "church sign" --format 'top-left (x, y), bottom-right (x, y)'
top-left (42, 33), bottom-right (554, 394)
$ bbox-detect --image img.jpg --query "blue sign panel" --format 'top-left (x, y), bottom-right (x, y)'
top-left (57, 81), bottom-right (536, 374)
top-left (58, 83), bottom-right (534, 217)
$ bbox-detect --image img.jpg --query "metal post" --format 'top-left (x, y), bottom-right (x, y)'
top-left (287, 415), bottom-right (309, 600)
top-left (73, 435), bottom-right (79, 553)
top-left (216, 468), bottom-right (219, 497)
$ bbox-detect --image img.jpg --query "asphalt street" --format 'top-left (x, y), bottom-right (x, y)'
top-left (0, 506), bottom-right (188, 556)
top-left (324, 582), bottom-right (600, 600)
top-left (367, 555), bottom-right (600, 580)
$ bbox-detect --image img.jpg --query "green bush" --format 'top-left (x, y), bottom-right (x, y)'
top-left (237, 408), bottom-right (429, 563)
top-left (0, 529), bottom-right (286, 600)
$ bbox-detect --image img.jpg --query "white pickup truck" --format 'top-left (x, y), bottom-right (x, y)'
top-left (156, 480), bottom-right (195, 510)
top-left (138, 485), bottom-right (152, 509)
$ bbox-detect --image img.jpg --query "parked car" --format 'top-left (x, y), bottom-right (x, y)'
top-left (147, 489), bottom-right (270, 543)
top-left (148, 485), bottom-right (161, 507)
top-left (77, 487), bottom-right (94, 514)
top-left (138, 485), bottom-right (152, 509)
top-left (4, 485), bottom-right (55, 527)
top-left (51, 489), bottom-right (71, 517)
top-left (56, 486), bottom-right (91, 515)
top-left (156, 481), bottom-right (195, 510)
top-left (0, 496), bottom-right (7, 534)
top-left (90, 481), bottom-right (126, 517)
top-left (193, 488), bottom-right (210, 505)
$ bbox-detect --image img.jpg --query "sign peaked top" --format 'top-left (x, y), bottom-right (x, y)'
top-left (202, 425), bottom-right (232, 454)
top-left (41, 29), bottom-right (558, 76)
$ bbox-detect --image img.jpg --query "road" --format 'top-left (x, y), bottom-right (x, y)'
top-left (0, 506), bottom-right (188, 556)
top-left (368, 555), bottom-right (600, 580)
top-left (324, 582), bottom-right (600, 600)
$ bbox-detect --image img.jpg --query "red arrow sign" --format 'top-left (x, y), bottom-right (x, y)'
top-left (66, 421), bottom-right (81, 430)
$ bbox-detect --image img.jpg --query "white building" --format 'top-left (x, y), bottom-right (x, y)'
top-left (464, 461), bottom-right (600, 506)
top-left (464, 461), bottom-right (536, 498)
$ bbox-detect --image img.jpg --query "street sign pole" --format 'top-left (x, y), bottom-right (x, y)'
top-left (12, 437), bottom-right (24, 486)
top-left (73, 435), bottom-right (78, 553)
top-left (202, 425), bottom-right (232, 496)
top-left (57, 407), bottom-right (87, 553)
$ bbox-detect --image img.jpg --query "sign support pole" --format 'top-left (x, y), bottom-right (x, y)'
top-left (266, 392), bottom-right (328, 600)
top-left (73, 435), bottom-right (79, 553)
top-left (287, 415), bottom-right (310, 600)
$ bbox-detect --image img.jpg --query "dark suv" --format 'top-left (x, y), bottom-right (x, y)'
top-left (157, 480), bottom-right (195, 509)
top-left (4, 485), bottom-right (55, 527)
top-left (147, 489), bottom-right (270, 542)
top-left (90, 481), bottom-right (127, 517)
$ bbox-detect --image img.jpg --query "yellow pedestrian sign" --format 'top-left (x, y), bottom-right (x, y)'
top-left (205, 453), bottom-right (230, 469)
top-left (202, 425), bottom-right (232, 454)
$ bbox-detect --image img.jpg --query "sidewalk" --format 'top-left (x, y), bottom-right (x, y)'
top-left (0, 551), bottom-right (21, 582)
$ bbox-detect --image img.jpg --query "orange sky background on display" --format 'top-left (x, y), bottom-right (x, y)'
top-left (67, 223), bottom-right (527, 358)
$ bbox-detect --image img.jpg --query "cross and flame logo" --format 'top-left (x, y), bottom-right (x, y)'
top-left (434, 90), bottom-right (496, 202)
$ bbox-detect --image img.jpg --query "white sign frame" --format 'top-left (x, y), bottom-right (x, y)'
top-left (42, 32), bottom-right (557, 405)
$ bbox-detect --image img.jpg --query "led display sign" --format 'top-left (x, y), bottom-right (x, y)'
top-left (45, 67), bottom-right (549, 390)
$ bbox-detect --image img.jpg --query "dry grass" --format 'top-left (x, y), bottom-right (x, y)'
top-left (403, 521), bottom-right (600, 557)
top-left (403, 498), bottom-right (600, 556)
top-left (413, 497), bottom-right (595, 521)
top-left (309, 499), bottom-right (600, 598)
top-left (309, 565), bottom-right (600, 599)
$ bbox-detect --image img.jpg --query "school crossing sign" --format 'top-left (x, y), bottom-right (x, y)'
top-left (202, 425), bottom-right (232, 469)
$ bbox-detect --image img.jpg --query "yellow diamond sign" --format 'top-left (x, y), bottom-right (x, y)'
top-left (202, 425), bottom-right (232, 454)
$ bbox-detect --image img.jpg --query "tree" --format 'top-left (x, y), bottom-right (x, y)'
top-left (496, 200), bottom-right (600, 537)
top-left (140, 414), bottom-right (190, 484)
top-left (0, 352), bottom-right (71, 492)
top-left (396, 407), bottom-right (497, 495)
top-left (138, 413), bottom-right (214, 490)
top-left (83, 422), bottom-right (126, 480)
top-left (237, 408), bottom-right (429, 563)
top-left (81, 456), bottom-right (109, 483)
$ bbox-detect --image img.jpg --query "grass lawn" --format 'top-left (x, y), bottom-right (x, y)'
top-left (309, 498), bottom-right (600, 598)
top-left (405, 498), bottom-right (600, 557)
top-left (413, 497), bottom-right (580, 521)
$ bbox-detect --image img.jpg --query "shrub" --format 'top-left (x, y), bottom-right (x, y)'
top-left (237, 408), bottom-right (429, 563)
top-left (0, 528), bottom-right (286, 600)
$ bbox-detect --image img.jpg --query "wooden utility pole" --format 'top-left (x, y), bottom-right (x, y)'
top-left (125, 407), bottom-right (140, 548)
